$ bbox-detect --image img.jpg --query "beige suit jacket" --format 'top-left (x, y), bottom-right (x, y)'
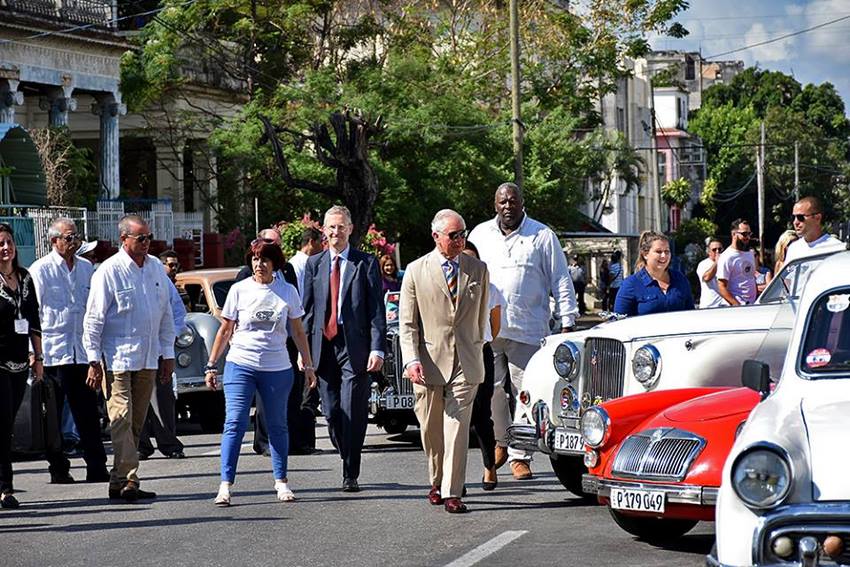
top-left (399, 248), bottom-right (489, 385)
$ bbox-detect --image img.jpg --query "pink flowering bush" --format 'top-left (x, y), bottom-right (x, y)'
top-left (362, 224), bottom-right (396, 258)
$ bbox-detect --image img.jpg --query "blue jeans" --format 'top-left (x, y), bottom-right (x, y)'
top-left (220, 362), bottom-right (293, 483)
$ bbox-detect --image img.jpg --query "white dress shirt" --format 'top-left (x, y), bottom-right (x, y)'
top-left (29, 250), bottom-right (94, 366)
top-left (289, 250), bottom-right (309, 294)
top-left (469, 214), bottom-right (578, 344)
top-left (169, 280), bottom-right (188, 335)
top-left (327, 245), bottom-right (383, 360)
top-left (83, 248), bottom-right (176, 372)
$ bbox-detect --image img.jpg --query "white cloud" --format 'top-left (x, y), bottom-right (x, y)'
top-left (743, 22), bottom-right (795, 62)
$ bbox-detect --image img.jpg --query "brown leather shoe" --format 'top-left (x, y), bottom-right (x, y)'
top-left (444, 498), bottom-right (469, 514)
top-left (427, 485), bottom-right (443, 505)
top-left (511, 460), bottom-right (533, 480)
top-left (494, 446), bottom-right (508, 469)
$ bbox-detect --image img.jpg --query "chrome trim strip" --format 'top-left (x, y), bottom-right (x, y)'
top-left (507, 424), bottom-right (541, 453)
top-left (593, 477), bottom-right (718, 506)
top-left (753, 502), bottom-right (850, 565)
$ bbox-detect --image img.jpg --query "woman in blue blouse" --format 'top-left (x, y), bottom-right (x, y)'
top-left (613, 231), bottom-right (694, 317)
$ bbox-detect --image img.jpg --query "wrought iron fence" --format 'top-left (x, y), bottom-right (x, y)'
top-left (3, 0), bottom-right (114, 28)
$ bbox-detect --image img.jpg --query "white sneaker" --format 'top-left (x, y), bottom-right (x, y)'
top-left (275, 481), bottom-right (295, 502)
top-left (214, 483), bottom-right (231, 507)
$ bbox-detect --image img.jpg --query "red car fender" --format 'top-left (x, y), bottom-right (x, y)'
top-left (587, 387), bottom-right (726, 476)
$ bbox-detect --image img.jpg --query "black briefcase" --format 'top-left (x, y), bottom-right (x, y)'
top-left (12, 376), bottom-right (63, 456)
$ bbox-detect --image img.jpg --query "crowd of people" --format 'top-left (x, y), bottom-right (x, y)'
top-left (0, 188), bottom-right (845, 513)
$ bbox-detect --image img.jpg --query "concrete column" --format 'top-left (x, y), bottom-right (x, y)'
top-left (92, 93), bottom-right (126, 199)
top-left (155, 142), bottom-right (184, 208)
top-left (40, 87), bottom-right (77, 127)
top-left (0, 80), bottom-right (24, 124)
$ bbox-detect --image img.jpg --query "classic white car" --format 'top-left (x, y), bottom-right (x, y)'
top-left (709, 251), bottom-right (850, 567)
top-left (507, 252), bottom-right (841, 496)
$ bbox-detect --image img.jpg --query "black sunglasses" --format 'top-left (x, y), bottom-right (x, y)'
top-left (58, 234), bottom-right (81, 243)
top-left (126, 233), bottom-right (155, 243)
top-left (710, 247), bottom-right (723, 252)
top-left (444, 229), bottom-right (468, 241)
top-left (736, 231), bottom-right (752, 238)
top-left (791, 212), bottom-right (819, 222)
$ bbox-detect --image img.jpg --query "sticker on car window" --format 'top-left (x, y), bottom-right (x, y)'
top-left (826, 294), bottom-right (850, 313)
top-left (806, 348), bottom-right (832, 368)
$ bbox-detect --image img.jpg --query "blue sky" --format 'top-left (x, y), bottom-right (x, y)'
top-left (650, 0), bottom-right (850, 107)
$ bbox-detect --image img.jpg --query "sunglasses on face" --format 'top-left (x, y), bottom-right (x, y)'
top-left (710, 247), bottom-right (723, 252)
top-left (736, 231), bottom-right (752, 238)
top-left (164, 262), bottom-right (179, 269)
top-left (444, 229), bottom-right (468, 241)
top-left (58, 234), bottom-right (81, 243)
top-left (791, 212), bottom-right (819, 222)
top-left (126, 233), bottom-right (155, 243)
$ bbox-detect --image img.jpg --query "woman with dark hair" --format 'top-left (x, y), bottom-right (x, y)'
top-left (204, 239), bottom-right (317, 506)
top-left (613, 231), bottom-right (694, 317)
top-left (379, 254), bottom-right (401, 293)
top-left (0, 223), bottom-right (46, 509)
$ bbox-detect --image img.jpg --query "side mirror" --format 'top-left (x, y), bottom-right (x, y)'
top-left (742, 359), bottom-right (771, 400)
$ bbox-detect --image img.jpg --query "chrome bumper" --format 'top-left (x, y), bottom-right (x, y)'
top-left (750, 503), bottom-right (850, 567)
top-left (507, 424), bottom-right (550, 454)
top-left (583, 474), bottom-right (718, 506)
top-left (176, 377), bottom-right (209, 396)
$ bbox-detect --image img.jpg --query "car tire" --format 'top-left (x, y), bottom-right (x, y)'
top-left (608, 509), bottom-right (698, 543)
top-left (196, 397), bottom-right (225, 434)
top-left (549, 454), bottom-right (593, 500)
top-left (382, 419), bottom-right (408, 435)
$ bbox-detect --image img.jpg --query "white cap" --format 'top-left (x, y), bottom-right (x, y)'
top-left (76, 240), bottom-right (98, 256)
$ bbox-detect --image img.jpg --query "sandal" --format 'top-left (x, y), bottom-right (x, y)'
top-left (275, 481), bottom-right (295, 502)
top-left (214, 484), bottom-right (231, 507)
top-left (1, 492), bottom-right (19, 509)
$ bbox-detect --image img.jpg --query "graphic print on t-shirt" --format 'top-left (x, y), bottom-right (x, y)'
top-left (247, 292), bottom-right (285, 332)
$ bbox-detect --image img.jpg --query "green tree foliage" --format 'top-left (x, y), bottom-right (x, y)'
top-left (661, 177), bottom-right (690, 206)
top-left (689, 67), bottom-right (850, 247)
top-left (121, 0), bottom-right (688, 256)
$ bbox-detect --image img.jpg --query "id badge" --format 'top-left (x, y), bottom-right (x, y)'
top-left (14, 318), bottom-right (29, 335)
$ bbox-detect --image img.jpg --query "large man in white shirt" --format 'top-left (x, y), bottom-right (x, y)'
top-left (468, 182), bottom-right (578, 480)
top-left (30, 218), bottom-right (109, 483)
top-left (83, 215), bottom-right (176, 502)
top-left (716, 219), bottom-right (757, 306)
top-left (783, 196), bottom-right (847, 266)
top-left (696, 239), bottom-right (726, 309)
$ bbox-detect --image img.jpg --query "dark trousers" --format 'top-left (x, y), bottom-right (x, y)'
top-left (574, 282), bottom-right (587, 315)
top-left (254, 339), bottom-right (315, 454)
top-left (46, 365), bottom-right (108, 476)
top-left (0, 369), bottom-right (70, 492)
top-left (138, 378), bottom-right (184, 457)
top-left (318, 333), bottom-right (370, 481)
top-left (607, 287), bottom-right (620, 312)
top-left (470, 343), bottom-right (496, 470)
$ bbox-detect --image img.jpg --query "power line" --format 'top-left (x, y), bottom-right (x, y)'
top-left (705, 13), bottom-right (850, 58)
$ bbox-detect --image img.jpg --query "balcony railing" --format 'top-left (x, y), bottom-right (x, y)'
top-left (2, 0), bottom-right (115, 29)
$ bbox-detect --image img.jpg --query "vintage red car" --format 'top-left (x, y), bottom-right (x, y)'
top-left (579, 386), bottom-right (760, 543)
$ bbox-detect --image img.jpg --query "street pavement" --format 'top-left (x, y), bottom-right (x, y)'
top-left (2, 420), bottom-right (713, 567)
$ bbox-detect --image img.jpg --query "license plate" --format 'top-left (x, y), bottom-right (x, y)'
top-left (553, 428), bottom-right (584, 453)
top-left (385, 394), bottom-right (415, 410)
top-left (610, 488), bottom-right (665, 513)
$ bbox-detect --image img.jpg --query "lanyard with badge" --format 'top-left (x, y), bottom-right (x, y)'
top-left (0, 272), bottom-right (28, 335)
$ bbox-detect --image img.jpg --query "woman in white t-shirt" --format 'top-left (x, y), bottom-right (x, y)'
top-left (204, 240), bottom-right (317, 507)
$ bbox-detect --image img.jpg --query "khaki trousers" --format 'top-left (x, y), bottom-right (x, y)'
top-left (104, 369), bottom-right (157, 488)
top-left (490, 338), bottom-right (538, 463)
top-left (413, 369), bottom-right (478, 499)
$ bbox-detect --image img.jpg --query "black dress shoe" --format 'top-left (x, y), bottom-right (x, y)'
top-left (137, 452), bottom-right (150, 461)
top-left (86, 470), bottom-right (111, 483)
top-left (482, 477), bottom-right (498, 491)
top-left (119, 482), bottom-right (157, 502)
top-left (50, 472), bottom-right (75, 484)
top-left (342, 478), bottom-right (360, 493)
top-left (0, 492), bottom-right (19, 509)
top-left (166, 451), bottom-right (186, 459)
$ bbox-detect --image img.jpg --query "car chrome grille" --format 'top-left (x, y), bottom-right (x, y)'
top-left (764, 528), bottom-right (850, 566)
top-left (385, 332), bottom-right (412, 396)
top-left (612, 428), bottom-right (705, 482)
top-left (581, 338), bottom-right (626, 409)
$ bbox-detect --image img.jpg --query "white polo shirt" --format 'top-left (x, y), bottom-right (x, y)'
top-left (783, 233), bottom-right (846, 265)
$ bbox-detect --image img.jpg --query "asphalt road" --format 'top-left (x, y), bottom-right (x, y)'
top-left (2, 421), bottom-right (714, 567)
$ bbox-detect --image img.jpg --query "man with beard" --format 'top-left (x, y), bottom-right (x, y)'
top-left (782, 196), bottom-right (846, 267)
top-left (716, 219), bottom-right (757, 306)
top-left (468, 182), bottom-right (577, 480)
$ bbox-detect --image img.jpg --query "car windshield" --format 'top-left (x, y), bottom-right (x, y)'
top-left (751, 300), bottom-right (797, 383)
top-left (213, 280), bottom-right (236, 310)
top-left (799, 287), bottom-right (850, 377)
top-left (757, 253), bottom-right (832, 305)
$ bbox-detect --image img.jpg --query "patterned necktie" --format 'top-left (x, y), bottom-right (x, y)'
top-left (324, 255), bottom-right (340, 340)
top-left (443, 260), bottom-right (458, 304)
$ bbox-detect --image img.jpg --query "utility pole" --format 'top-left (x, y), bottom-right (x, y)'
top-left (509, 0), bottom-right (523, 188)
top-left (794, 141), bottom-right (800, 201)
top-left (649, 81), bottom-right (663, 232)
top-left (756, 122), bottom-right (765, 259)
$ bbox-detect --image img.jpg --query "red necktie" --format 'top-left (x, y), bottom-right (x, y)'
top-left (324, 255), bottom-right (340, 340)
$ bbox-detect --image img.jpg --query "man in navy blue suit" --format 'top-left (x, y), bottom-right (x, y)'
top-left (302, 205), bottom-right (386, 492)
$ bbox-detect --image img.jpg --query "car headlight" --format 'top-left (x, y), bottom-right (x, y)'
top-left (176, 327), bottom-right (195, 348)
top-left (553, 341), bottom-right (580, 380)
top-left (580, 406), bottom-right (610, 448)
top-left (632, 344), bottom-right (661, 389)
top-left (176, 352), bottom-right (192, 368)
top-left (731, 444), bottom-right (792, 509)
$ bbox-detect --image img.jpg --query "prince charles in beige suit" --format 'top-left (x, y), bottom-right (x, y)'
top-left (399, 209), bottom-right (489, 514)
